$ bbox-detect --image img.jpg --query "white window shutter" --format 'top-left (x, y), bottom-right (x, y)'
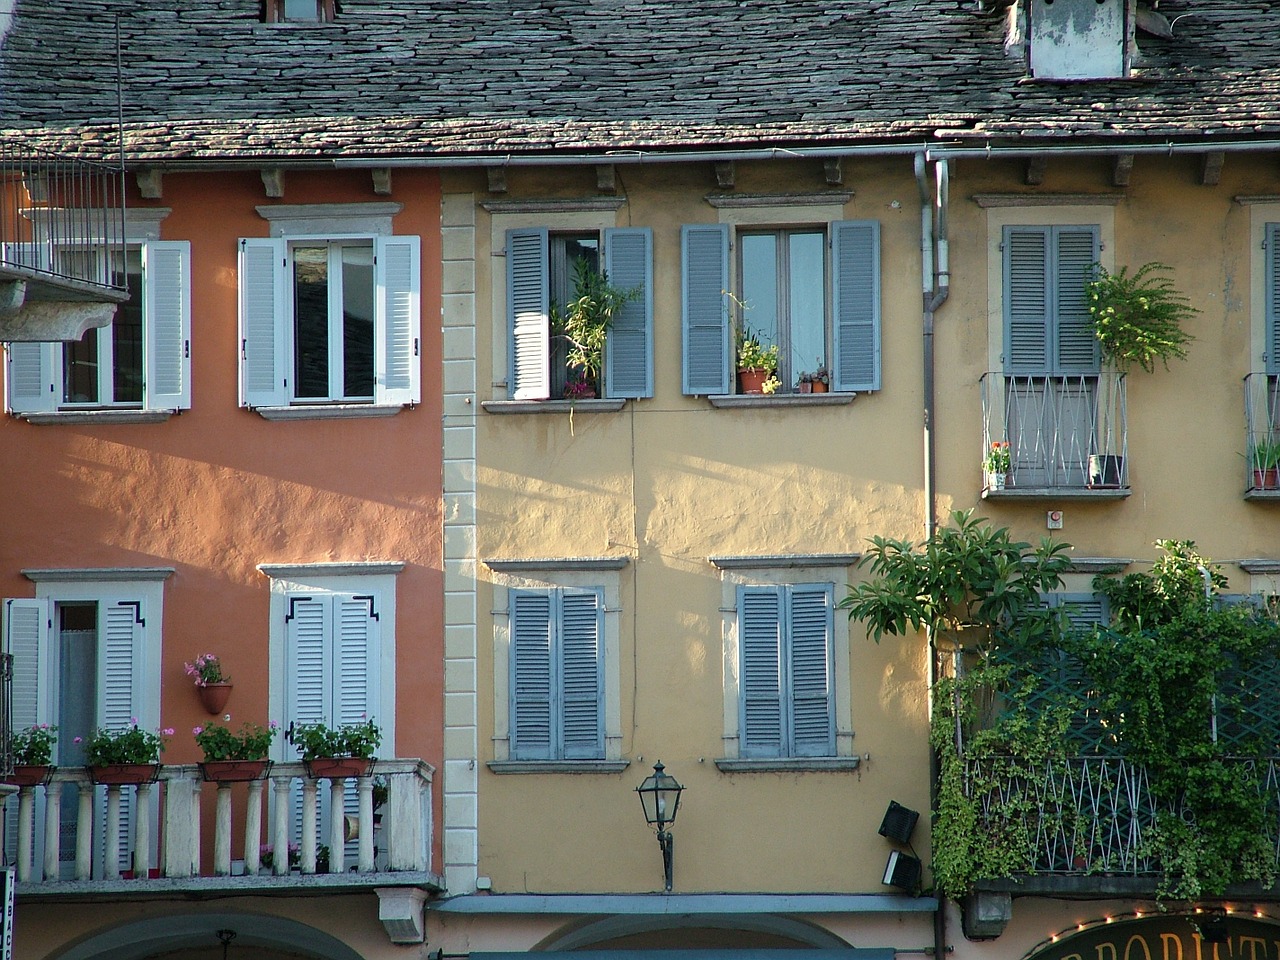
top-left (336, 594), bottom-right (378, 729)
top-left (787, 584), bottom-right (835, 757)
top-left (510, 590), bottom-right (553, 760)
top-left (1268, 224), bottom-right (1280, 375)
top-left (5, 341), bottom-right (56, 414)
top-left (559, 589), bottom-right (604, 759)
top-left (143, 240), bottom-right (192, 411)
top-left (739, 585), bottom-right (784, 758)
top-left (238, 237), bottom-right (287, 408)
top-left (374, 235), bottom-right (421, 407)
top-left (3, 598), bottom-right (47, 868)
top-left (603, 228), bottom-right (653, 399)
top-left (681, 224), bottom-right (731, 396)
top-left (101, 598), bottom-right (147, 868)
top-left (507, 229), bottom-right (550, 401)
top-left (285, 595), bottom-right (331, 736)
top-left (831, 220), bottom-right (881, 392)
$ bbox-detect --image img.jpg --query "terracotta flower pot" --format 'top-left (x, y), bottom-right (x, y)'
top-left (738, 367), bottom-right (770, 394)
top-left (89, 763), bottom-right (160, 785)
top-left (198, 682), bottom-right (233, 715)
top-left (199, 759), bottom-right (272, 783)
top-left (811, 380), bottom-right (829, 393)
top-left (304, 757), bottom-right (374, 780)
top-left (1252, 467), bottom-right (1280, 490)
top-left (5, 764), bottom-right (54, 787)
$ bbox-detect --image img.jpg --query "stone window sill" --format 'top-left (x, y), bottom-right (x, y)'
top-left (487, 760), bottom-right (631, 775)
top-left (481, 399), bottom-right (627, 415)
top-left (250, 404), bottom-right (405, 421)
top-left (20, 409), bottom-right (173, 425)
top-left (715, 757), bottom-right (861, 773)
top-left (707, 393), bottom-right (855, 409)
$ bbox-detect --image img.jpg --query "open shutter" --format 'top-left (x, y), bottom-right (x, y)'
top-left (1004, 226), bottom-right (1051, 375)
top-left (1267, 224), bottom-right (1280, 375)
top-left (507, 229), bottom-right (550, 401)
top-left (510, 591), bottom-right (553, 760)
top-left (788, 584), bottom-right (835, 757)
top-left (238, 237), bottom-right (287, 408)
top-left (4, 599), bottom-right (47, 866)
top-left (831, 220), bottom-right (881, 392)
top-left (604, 228), bottom-right (653, 399)
top-left (6, 342), bottom-right (55, 414)
top-left (375, 235), bottom-right (421, 407)
top-left (1053, 226), bottom-right (1101, 375)
top-left (739, 586), bottom-right (783, 758)
top-left (682, 224), bottom-right (731, 396)
top-left (143, 240), bottom-right (192, 411)
top-left (560, 589), bottom-right (604, 759)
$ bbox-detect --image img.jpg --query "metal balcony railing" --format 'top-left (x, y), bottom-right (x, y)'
top-left (980, 372), bottom-right (1128, 493)
top-left (0, 139), bottom-right (126, 294)
top-left (1243, 373), bottom-right (1280, 494)
top-left (4, 759), bottom-right (433, 887)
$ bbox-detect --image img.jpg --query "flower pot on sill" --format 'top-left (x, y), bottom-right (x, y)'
top-left (1252, 467), bottom-right (1280, 490)
top-left (5, 764), bottom-right (54, 787)
top-left (738, 367), bottom-right (769, 394)
top-left (1087, 454), bottom-right (1125, 488)
top-left (89, 763), bottom-right (160, 785)
top-left (303, 757), bottom-right (374, 780)
top-left (198, 682), bottom-right (233, 715)
top-left (200, 759), bottom-right (272, 783)
top-left (985, 472), bottom-right (1009, 491)
top-left (811, 380), bottom-right (829, 394)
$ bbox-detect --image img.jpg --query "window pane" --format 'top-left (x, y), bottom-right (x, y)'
top-left (111, 249), bottom-right (144, 404)
top-left (740, 234), bottom-right (779, 348)
top-left (63, 328), bottom-right (99, 403)
top-left (549, 234), bottom-right (599, 397)
top-left (283, 0), bottom-right (319, 19)
top-left (293, 245), bottom-right (329, 399)
top-left (341, 245), bottom-right (375, 398)
top-left (789, 232), bottom-right (826, 375)
top-left (57, 603), bottom-right (97, 856)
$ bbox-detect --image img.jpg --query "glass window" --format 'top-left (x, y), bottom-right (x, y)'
top-left (291, 241), bottom-right (374, 402)
top-left (739, 229), bottom-right (827, 392)
top-left (60, 248), bottom-right (143, 407)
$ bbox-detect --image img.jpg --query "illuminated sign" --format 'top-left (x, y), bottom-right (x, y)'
top-left (1027, 915), bottom-right (1280, 960)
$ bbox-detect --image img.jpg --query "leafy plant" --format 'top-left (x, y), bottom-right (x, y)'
top-left (736, 328), bottom-right (779, 373)
top-left (983, 441), bottom-right (1011, 475)
top-left (184, 653), bottom-right (229, 687)
top-left (80, 721), bottom-right (171, 765)
top-left (260, 842), bottom-right (299, 870)
top-left (11, 723), bottom-right (57, 766)
top-left (1249, 437), bottom-right (1280, 471)
top-left (194, 719), bottom-right (279, 761)
top-left (286, 718), bottom-right (382, 760)
top-left (1086, 261), bottom-right (1198, 373)
top-left (372, 776), bottom-right (389, 810)
top-left (551, 257), bottom-right (639, 388)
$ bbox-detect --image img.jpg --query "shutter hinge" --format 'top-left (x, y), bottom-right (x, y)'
top-left (116, 600), bottom-right (145, 627)
top-left (414, 337), bottom-right (419, 357)
top-left (184, 340), bottom-right (190, 359)
top-left (241, 338), bottom-right (247, 360)
top-left (998, 242), bottom-right (1005, 252)
top-left (354, 594), bottom-right (380, 621)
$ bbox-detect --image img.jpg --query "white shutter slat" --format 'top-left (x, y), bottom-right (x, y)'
top-left (787, 585), bottom-right (835, 757)
top-left (102, 600), bottom-right (144, 868)
top-left (510, 591), bottom-right (553, 760)
top-left (238, 237), bottom-right (287, 407)
top-left (1005, 226), bottom-right (1051, 375)
top-left (1054, 227), bottom-right (1101, 375)
top-left (739, 586), bottom-right (783, 758)
top-left (831, 220), bottom-right (881, 392)
top-left (603, 228), bottom-right (653, 399)
top-left (286, 596), bottom-right (330, 729)
top-left (6, 342), bottom-right (56, 415)
top-left (559, 589), bottom-right (603, 759)
top-left (3, 598), bottom-right (46, 868)
top-left (336, 595), bottom-right (375, 727)
top-left (143, 240), bottom-right (192, 411)
top-left (681, 224), bottom-right (731, 396)
top-left (375, 235), bottom-right (421, 406)
top-left (507, 229), bottom-right (551, 401)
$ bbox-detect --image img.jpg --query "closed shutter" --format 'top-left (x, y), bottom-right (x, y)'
top-left (507, 228), bottom-right (550, 401)
top-left (1054, 227), bottom-right (1101, 375)
top-left (374, 235), bottom-right (421, 407)
top-left (101, 599), bottom-right (146, 868)
top-left (1054, 592), bottom-right (1108, 632)
top-left (1004, 225), bottom-right (1100, 376)
top-left (1004, 226), bottom-right (1051, 375)
top-left (285, 596), bottom-right (330, 737)
top-left (238, 237), bottom-right (287, 407)
top-left (739, 586), bottom-right (784, 758)
top-left (6, 341), bottom-right (55, 414)
top-left (1267, 224), bottom-right (1280, 375)
top-left (336, 595), bottom-right (377, 727)
top-left (831, 220), bottom-right (881, 392)
top-left (681, 224), bottom-right (731, 396)
top-left (560, 589), bottom-right (604, 759)
top-left (788, 584), bottom-right (835, 757)
top-left (143, 240), bottom-right (192, 411)
top-left (604, 228), bottom-right (653, 399)
top-left (4, 599), bottom-right (46, 866)
top-left (510, 591), bottom-right (553, 760)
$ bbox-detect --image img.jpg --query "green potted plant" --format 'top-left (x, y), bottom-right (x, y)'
top-left (80, 721), bottom-right (171, 785)
top-left (1248, 437), bottom-right (1280, 490)
top-left (6, 723), bottom-right (57, 787)
top-left (736, 327), bottom-right (779, 394)
top-left (983, 441), bottom-right (1012, 490)
top-left (551, 257), bottom-right (639, 399)
top-left (194, 719), bottom-right (279, 782)
top-left (286, 717), bottom-right (382, 779)
top-left (184, 652), bottom-right (233, 715)
top-left (1086, 261), bottom-right (1198, 374)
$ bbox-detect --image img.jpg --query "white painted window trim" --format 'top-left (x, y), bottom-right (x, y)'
top-left (259, 564), bottom-right (402, 754)
top-left (715, 562), bottom-right (855, 761)
top-left (488, 563), bottom-right (626, 765)
top-left (255, 202), bottom-right (403, 237)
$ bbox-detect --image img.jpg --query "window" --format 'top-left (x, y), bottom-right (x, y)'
top-left (238, 235), bottom-right (420, 412)
top-left (506, 227), bottom-right (652, 401)
top-left (509, 587), bottom-right (604, 760)
top-left (264, 0), bottom-right (335, 22)
top-left (682, 220), bottom-right (879, 396)
top-left (6, 241), bottom-right (191, 415)
top-left (1028, 0), bottom-right (1127, 80)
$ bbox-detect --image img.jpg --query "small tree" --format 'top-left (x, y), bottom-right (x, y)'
top-left (1086, 261), bottom-right (1198, 373)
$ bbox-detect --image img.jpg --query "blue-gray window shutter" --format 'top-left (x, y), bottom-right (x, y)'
top-left (739, 585), bottom-right (784, 758)
top-left (682, 224), bottom-right (730, 395)
top-left (1267, 224), bottom-right (1280, 375)
top-left (831, 220), bottom-right (881, 392)
top-left (1051, 592), bottom-right (1109, 632)
top-left (510, 590), bottom-right (553, 760)
top-left (1004, 226), bottom-right (1051, 375)
top-left (788, 584), bottom-right (836, 757)
top-left (1004, 225), bottom-right (1100, 376)
top-left (559, 589), bottom-right (604, 759)
top-left (1054, 227), bottom-right (1101, 375)
top-left (507, 228), bottom-right (550, 401)
top-left (604, 228), bottom-right (653, 399)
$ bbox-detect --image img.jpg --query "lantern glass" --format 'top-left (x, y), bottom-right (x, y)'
top-left (636, 761), bottom-right (683, 829)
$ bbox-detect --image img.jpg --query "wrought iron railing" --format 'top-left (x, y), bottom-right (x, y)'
top-left (1243, 373), bottom-right (1280, 492)
top-left (980, 373), bottom-right (1127, 492)
top-left (0, 140), bottom-right (126, 292)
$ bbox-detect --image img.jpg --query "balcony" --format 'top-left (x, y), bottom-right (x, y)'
top-left (1243, 373), bottom-right (1280, 500)
top-left (4, 760), bottom-right (437, 895)
top-left (0, 139), bottom-right (129, 342)
top-left (980, 372), bottom-right (1129, 499)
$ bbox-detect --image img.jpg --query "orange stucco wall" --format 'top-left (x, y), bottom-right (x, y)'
top-left (0, 168), bottom-right (445, 864)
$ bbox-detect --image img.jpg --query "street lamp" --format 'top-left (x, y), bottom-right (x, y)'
top-left (636, 760), bottom-right (684, 892)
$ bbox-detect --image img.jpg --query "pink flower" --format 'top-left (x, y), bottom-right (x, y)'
top-left (73, 736), bottom-right (82, 744)
top-left (162, 728), bottom-right (174, 737)
top-left (130, 717), bottom-right (138, 726)
top-left (193, 726), bottom-right (203, 735)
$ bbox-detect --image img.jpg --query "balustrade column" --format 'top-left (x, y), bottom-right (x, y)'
top-left (213, 784), bottom-right (233, 876)
top-left (15, 788), bottom-right (34, 882)
top-left (357, 776), bottom-right (374, 872)
top-left (245, 779), bottom-right (264, 873)
top-left (134, 783), bottom-right (153, 879)
top-left (271, 776), bottom-right (291, 876)
top-left (74, 781), bottom-right (92, 880)
top-left (328, 779), bottom-right (345, 873)
top-left (104, 786), bottom-right (123, 878)
top-left (300, 778), bottom-right (318, 873)
top-left (43, 784), bottom-right (62, 881)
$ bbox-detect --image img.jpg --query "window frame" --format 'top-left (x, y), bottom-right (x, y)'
top-left (264, 0), bottom-right (335, 23)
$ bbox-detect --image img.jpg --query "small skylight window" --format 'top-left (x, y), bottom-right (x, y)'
top-left (1028, 0), bottom-right (1128, 80)
top-left (264, 0), bottom-right (336, 23)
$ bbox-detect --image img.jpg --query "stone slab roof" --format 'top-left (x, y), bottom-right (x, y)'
top-left (3, 0), bottom-right (1279, 163)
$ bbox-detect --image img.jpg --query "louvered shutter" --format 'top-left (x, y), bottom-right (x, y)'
top-left (375, 235), bottom-right (421, 406)
top-left (1004, 226), bottom-right (1051, 375)
top-left (6, 341), bottom-right (55, 414)
top-left (831, 220), bottom-right (881, 392)
top-left (336, 595), bottom-right (377, 728)
top-left (507, 229), bottom-right (550, 401)
top-left (1054, 227), bottom-right (1101, 375)
top-left (1267, 224), bottom-right (1280, 375)
top-left (3, 599), bottom-right (46, 866)
top-left (1054, 592), bottom-right (1108, 632)
top-left (101, 599), bottom-right (146, 867)
top-left (603, 228), bottom-right (653, 399)
top-left (559, 589), bottom-right (603, 759)
top-left (238, 237), bottom-right (287, 407)
top-left (739, 586), bottom-right (784, 758)
top-left (285, 596), bottom-right (330, 736)
top-left (788, 584), bottom-right (835, 757)
top-left (510, 591), bottom-right (553, 760)
top-left (682, 224), bottom-right (731, 396)
top-left (143, 240), bottom-right (192, 411)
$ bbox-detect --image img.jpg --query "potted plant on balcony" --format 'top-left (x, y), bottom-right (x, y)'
top-left (286, 717), bottom-right (382, 779)
top-left (1248, 438), bottom-right (1280, 490)
top-left (6, 723), bottom-right (57, 787)
top-left (736, 328), bottom-right (779, 394)
top-left (81, 721), bottom-right (171, 784)
top-left (185, 652), bottom-right (233, 715)
top-left (551, 258), bottom-right (639, 399)
top-left (194, 718), bottom-right (278, 782)
top-left (983, 441), bottom-right (1012, 491)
